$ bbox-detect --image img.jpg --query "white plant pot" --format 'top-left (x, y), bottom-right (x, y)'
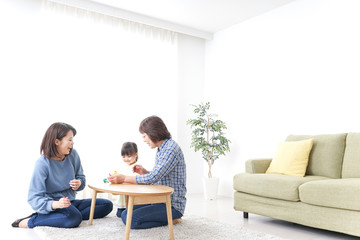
top-left (203, 177), bottom-right (219, 200)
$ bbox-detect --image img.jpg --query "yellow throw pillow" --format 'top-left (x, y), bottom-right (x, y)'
top-left (266, 138), bottom-right (314, 177)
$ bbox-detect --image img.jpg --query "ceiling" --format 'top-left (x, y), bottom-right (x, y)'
top-left (53, 0), bottom-right (295, 39)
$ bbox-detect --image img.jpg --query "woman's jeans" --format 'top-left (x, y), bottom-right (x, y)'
top-left (118, 203), bottom-right (183, 229)
top-left (27, 198), bottom-right (113, 228)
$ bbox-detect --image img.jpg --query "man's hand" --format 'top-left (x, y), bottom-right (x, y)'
top-left (108, 174), bottom-right (125, 184)
top-left (133, 165), bottom-right (149, 175)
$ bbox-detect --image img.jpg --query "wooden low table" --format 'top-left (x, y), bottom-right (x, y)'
top-left (88, 183), bottom-right (174, 240)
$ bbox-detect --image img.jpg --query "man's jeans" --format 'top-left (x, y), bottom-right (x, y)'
top-left (118, 203), bottom-right (183, 229)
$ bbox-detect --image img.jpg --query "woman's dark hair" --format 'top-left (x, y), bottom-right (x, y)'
top-left (139, 116), bottom-right (171, 143)
top-left (40, 122), bottom-right (77, 159)
top-left (121, 142), bottom-right (138, 161)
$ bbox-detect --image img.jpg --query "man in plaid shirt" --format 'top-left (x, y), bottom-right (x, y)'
top-left (108, 116), bottom-right (187, 229)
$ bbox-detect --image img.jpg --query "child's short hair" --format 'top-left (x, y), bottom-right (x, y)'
top-left (121, 142), bottom-right (138, 157)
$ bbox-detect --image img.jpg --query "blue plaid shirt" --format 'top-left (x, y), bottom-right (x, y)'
top-left (136, 138), bottom-right (187, 214)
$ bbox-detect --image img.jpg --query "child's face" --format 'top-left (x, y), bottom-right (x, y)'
top-left (122, 153), bottom-right (137, 165)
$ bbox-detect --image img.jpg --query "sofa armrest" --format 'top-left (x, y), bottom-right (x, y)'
top-left (245, 158), bottom-right (272, 173)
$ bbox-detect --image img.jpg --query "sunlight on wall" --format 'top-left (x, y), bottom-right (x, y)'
top-left (0, 1), bottom-right (177, 205)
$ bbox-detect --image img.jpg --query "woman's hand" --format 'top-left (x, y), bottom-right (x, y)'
top-left (108, 174), bottom-right (125, 184)
top-left (52, 197), bottom-right (71, 210)
top-left (133, 164), bottom-right (149, 175)
top-left (69, 179), bottom-right (81, 190)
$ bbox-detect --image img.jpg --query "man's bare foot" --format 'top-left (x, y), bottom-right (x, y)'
top-left (173, 218), bottom-right (182, 224)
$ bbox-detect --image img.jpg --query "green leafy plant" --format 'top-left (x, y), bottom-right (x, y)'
top-left (187, 102), bottom-right (231, 178)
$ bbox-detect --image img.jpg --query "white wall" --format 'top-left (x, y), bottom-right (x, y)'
top-left (205, 0), bottom-right (360, 197)
top-left (0, 1), bottom-right (206, 208)
top-left (5, 0), bottom-right (360, 203)
top-left (177, 34), bottom-right (206, 194)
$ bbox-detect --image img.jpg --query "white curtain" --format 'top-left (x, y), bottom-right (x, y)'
top-left (44, 0), bottom-right (177, 42)
top-left (0, 0), bottom-right (178, 203)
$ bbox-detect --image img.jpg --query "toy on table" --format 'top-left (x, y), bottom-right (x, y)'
top-left (103, 170), bottom-right (118, 183)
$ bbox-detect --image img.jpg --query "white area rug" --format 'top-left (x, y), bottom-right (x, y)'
top-left (34, 213), bottom-right (283, 240)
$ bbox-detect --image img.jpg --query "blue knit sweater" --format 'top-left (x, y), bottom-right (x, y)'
top-left (27, 149), bottom-right (86, 214)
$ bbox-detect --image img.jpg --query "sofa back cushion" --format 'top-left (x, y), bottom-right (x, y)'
top-left (342, 132), bottom-right (360, 178)
top-left (286, 133), bottom-right (347, 178)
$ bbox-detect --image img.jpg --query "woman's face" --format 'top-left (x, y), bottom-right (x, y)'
top-left (55, 130), bottom-right (74, 158)
top-left (142, 133), bottom-right (157, 149)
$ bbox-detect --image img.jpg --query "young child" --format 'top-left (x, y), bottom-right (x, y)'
top-left (115, 142), bottom-right (138, 216)
top-left (121, 142), bottom-right (138, 169)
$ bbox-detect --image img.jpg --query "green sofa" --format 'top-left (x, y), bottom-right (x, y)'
top-left (233, 133), bottom-right (360, 237)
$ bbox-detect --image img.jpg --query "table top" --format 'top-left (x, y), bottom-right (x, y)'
top-left (88, 183), bottom-right (174, 196)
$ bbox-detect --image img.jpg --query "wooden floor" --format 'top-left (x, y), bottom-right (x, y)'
top-left (5, 194), bottom-right (359, 239)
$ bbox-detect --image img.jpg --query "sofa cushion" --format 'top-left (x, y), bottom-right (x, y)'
top-left (342, 132), bottom-right (360, 178)
top-left (286, 133), bottom-right (347, 178)
top-left (299, 178), bottom-right (360, 211)
top-left (233, 173), bottom-right (329, 201)
top-left (266, 138), bottom-right (314, 177)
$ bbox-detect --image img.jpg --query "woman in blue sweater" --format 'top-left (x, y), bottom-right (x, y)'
top-left (12, 122), bottom-right (113, 228)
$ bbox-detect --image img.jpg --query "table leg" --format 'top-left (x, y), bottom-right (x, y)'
top-left (88, 189), bottom-right (97, 225)
top-left (165, 195), bottom-right (174, 240)
top-left (125, 195), bottom-right (129, 208)
top-left (125, 196), bottom-right (134, 240)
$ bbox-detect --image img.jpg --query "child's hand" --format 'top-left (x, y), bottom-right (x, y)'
top-left (133, 165), bottom-right (149, 175)
top-left (108, 174), bottom-right (125, 184)
top-left (69, 179), bottom-right (81, 190)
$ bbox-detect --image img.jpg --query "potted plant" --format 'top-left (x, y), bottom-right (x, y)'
top-left (187, 102), bottom-right (231, 199)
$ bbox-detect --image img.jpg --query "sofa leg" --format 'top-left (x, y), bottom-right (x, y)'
top-left (243, 212), bottom-right (248, 218)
